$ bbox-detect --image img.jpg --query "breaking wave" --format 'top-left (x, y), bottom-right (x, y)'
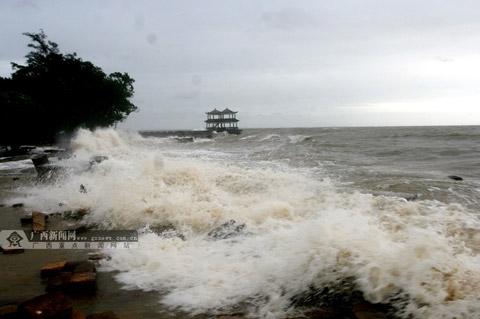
top-left (9, 128), bottom-right (480, 318)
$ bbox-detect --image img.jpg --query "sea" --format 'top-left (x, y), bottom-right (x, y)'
top-left (2, 125), bottom-right (480, 318)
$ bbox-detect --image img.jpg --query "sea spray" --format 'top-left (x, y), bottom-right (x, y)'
top-left (7, 128), bottom-right (480, 318)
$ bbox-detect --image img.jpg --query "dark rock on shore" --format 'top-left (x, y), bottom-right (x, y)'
top-left (89, 156), bottom-right (108, 166)
top-left (87, 252), bottom-right (106, 261)
top-left (12, 203), bottom-right (24, 208)
top-left (21, 215), bottom-right (33, 224)
top-left (41, 261), bottom-right (68, 278)
top-left (71, 310), bottom-right (87, 319)
top-left (352, 302), bottom-right (387, 319)
top-left (208, 220), bottom-right (246, 239)
top-left (31, 154), bottom-right (49, 167)
top-left (0, 304), bottom-right (18, 318)
top-left (448, 175), bottom-right (463, 181)
top-left (42, 261), bottom-right (97, 294)
top-left (67, 272), bottom-right (97, 293)
top-left (1, 246), bottom-right (25, 254)
top-left (33, 212), bottom-right (47, 231)
top-left (17, 291), bottom-right (72, 319)
top-left (73, 261), bottom-right (96, 274)
top-left (86, 311), bottom-right (119, 319)
top-left (46, 272), bottom-right (73, 292)
top-left (63, 209), bottom-right (89, 221)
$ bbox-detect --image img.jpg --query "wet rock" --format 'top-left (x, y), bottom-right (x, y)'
top-left (64, 223), bottom-right (88, 233)
top-left (448, 175), bottom-right (463, 181)
top-left (89, 156), bottom-right (108, 165)
top-left (87, 252), bottom-right (106, 261)
top-left (352, 302), bottom-right (387, 319)
top-left (46, 272), bottom-right (72, 292)
top-left (0, 296), bottom-right (37, 307)
top-left (17, 291), bottom-right (72, 319)
top-left (31, 154), bottom-right (49, 167)
top-left (175, 137), bottom-right (194, 143)
top-left (303, 309), bottom-right (339, 319)
top-left (64, 261), bottom-right (82, 272)
top-left (73, 261), bottom-right (96, 274)
top-left (63, 209), bottom-right (89, 221)
top-left (67, 272), bottom-right (97, 293)
top-left (20, 215), bottom-right (33, 224)
top-left (0, 304), bottom-right (18, 318)
top-left (79, 184), bottom-right (87, 194)
top-left (1, 246), bottom-right (25, 254)
top-left (86, 311), bottom-right (119, 319)
top-left (32, 211), bottom-right (47, 231)
top-left (149, 224), bottom-right (185, 240)
top-left (12, 203), bottom-right (24, 208)
top-left (208, 220), bottom-right (246, 239)
top-left (41, 261), bottom-right (68, 278)
top-left (71, 310), bottom-right (87, 319)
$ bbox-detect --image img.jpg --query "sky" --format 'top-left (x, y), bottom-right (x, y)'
top-left (1, 0), bottom-right (480, 129)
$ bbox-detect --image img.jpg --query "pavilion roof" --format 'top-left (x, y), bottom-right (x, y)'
top-left (222, 108), bottom-right (237, 114)
top-left (206, 108), bottom-right (222, 114)
top-left (206, 108), bottom-right (238, 114)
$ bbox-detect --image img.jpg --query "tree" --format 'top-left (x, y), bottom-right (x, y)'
top-left (0, 30), bottom-right (138, 149)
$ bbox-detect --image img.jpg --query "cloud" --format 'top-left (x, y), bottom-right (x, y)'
top-left (146, 33), bottom-right (158, 45)
top-left (134, 14), bottom-right (144, 31)
top-left (175, 90), bottom-right (202, 100)
top-left (259, 8), bottom-right (317, 31)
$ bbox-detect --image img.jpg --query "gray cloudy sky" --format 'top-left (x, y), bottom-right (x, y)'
top-left (2, 0), bottom-right (480, 129)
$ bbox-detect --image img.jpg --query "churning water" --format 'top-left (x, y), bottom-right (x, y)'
top-left (7, 126), bottom-right (480, 318)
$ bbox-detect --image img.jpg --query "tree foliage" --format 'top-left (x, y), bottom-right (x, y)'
top-left (0, 30), bottom-right (137, 148)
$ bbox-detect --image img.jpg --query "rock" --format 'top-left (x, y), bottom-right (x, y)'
top-left (304, 309), bottom-right (339, 319)
top-left (64, 223), bottom-right (88, 233)
top-left (46, 272), bottom-right (72, 292)
top-left (354, 313), bottom-right (386, 319)
top-left (63, 209), bottom-right (89, 220)
top-left (352, 302), bottom-right (387, 319)
top-left (1, 246), bottom-right (25, 255)
top-left (175, 137), bottom-right (194, 143)
top-left (0, 304), bottom-right (17, 318)
top-left (41, 261), bottom-right (68, 278)
top-left (12, 203), bottom-right (24, 208)
top-left (448, 175), bottom-right (463, 181)
top-left (17, 291), bottom-right (72, 319)
top-left (79, 184), bottom-right (87, 194)
top-left (31, 154), bottom-right (50, 167)
top-left (71, 310), bottom-right (87, 319)
top-left (401, 193), bottom-right (418, 201)
top-left (87, 252), bottom-right (106, 261)
top-left (208, 220), bottom-right (246, 239)
top-left (67, 272), bottom-right (97, 293)
top-left (32, 211), bottom-right (47, 231)
top-left (88, 156), bottom-right (108, 168)
top-left (86, 312), bottom-right (119, 319)
top-left (20, 215), bottom-right (33, 224)
top-left (64, 261), bottom-right (82, 272)
top-left (74, 261), bottom-right (96, 274)
top-left (0, 296), bottom-right (37, 307)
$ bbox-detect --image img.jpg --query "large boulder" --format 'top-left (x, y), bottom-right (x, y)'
top-left (17, 291), bottom-right (72, 319)
top-left (41, 261), bottom-right (68, 278)
top-left (32, 212), bottom-right (47, 231)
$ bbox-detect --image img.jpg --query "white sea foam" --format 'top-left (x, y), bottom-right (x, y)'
top-left (9, 128), bottom-right (480, 318)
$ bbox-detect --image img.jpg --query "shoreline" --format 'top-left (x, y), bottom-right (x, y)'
top-left (0, 167), bottom-right (396, 318)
